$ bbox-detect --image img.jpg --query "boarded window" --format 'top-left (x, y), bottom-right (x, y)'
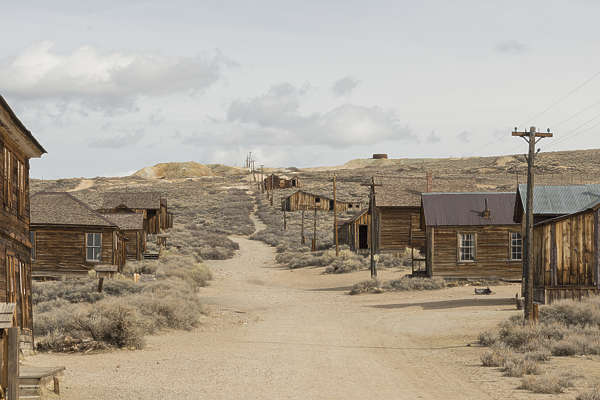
top-left (86, 232), bottom-right (102, 261)
top-left (510, 232), bottom-right (522, 261)
top-left (30, 231), bottom-right (36, 261)
top-left (459, 233), bottom-right (475, 261)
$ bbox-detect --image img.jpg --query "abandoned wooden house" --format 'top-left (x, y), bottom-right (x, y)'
top-left (514, 184), bottom-right (600, 226)
top-left (263, 174), bottom-right (300, 191)
top-left (531, 201), bottom-right (600, 304)
top-left (281, 190), bottom-right (362, 212)
top-left (336, 209), bottom-right (371, 252)
top-left (0, 95), bottom-right (46, 355)
top-left (101, 212), bottom-right (146, 261)
top-left (99, 192), bottom-right (169, 234)
top-left (30, 192), bottom-right (127, 278)
top-left (421, 192), bottom-right (523, 279)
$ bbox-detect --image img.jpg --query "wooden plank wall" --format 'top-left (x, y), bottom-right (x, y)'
top-left (32, 228), bottom-right (118, 276)
top-left (533, 209), bottom-right (600, 303)
top-left (123, 230), bottom-right (143, 260)
top-left (284, 191), bottom-right (358, 212)
top-left (430, 225), bottom-right (522, 279)
top-left (377, 207), bottom-right (425, 251)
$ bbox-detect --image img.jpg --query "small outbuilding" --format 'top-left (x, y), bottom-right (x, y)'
top-left (263, 174), bottom-right (300, 191)
top-left (336, 209), bottom-right (371, 252)
top-left (281, 190), bottom-right (362, 212)
top-left (422, 192), bottom-right (523, 279)
top-left (99, 192), bottom-right (168, 234)
top-left (532, 203), bottom-right (600, 304)
top-left (101, 212), bottom-right (146, 261)
top-left (31, 192), bottom-right (127, 278)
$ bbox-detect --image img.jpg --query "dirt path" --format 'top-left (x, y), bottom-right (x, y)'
top-left (29, 213), bottom-right (568, 399)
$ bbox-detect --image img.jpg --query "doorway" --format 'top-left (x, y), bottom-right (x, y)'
top-left (358, 225), bottom-right (369, 249)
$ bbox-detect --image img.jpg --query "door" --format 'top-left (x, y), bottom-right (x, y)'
top-left (359, 225), bottom-right (369, 249)
top-left (329, 200), bottom-right (334, 211)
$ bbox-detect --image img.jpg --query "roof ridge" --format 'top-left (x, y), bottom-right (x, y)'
top-left (33, 192), bottom-right (117, 227)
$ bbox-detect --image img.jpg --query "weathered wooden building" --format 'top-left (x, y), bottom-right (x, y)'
top-left (336, 209), bottom-right (371, 252)
top-left (373, 184), bottom-right (425, 253)
top-left (422, 192), bottom-right (523, 279)
top-left (0, 95), bottom-right (46, 353)
top-left (102, 212), bottom-right (146, 261)
top-left (532, 204), bottom-right (600, 304)
top-left (31, 192), bottom-right (127, 278)
top-left (281, 190), bottom-right (363, 212)
top-left (100, 192), bottom-right (169, 234)
top-left (263, 174), bottom-right (300, 191)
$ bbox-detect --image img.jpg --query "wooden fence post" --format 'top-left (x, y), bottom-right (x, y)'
top-left (7, 328), bottom-right (18, 400)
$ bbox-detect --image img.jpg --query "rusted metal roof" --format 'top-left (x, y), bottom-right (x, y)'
top-left (422, 192), bottom-right (517, 226)
top-left (517, 184), bottom-right (600, 215)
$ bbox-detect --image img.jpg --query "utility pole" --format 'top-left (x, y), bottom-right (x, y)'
top-left (312, 206), bottom-right (318, 252)
top-left (333, 174), bottom-right (339, 256)
top-left (512, 126), bottom-right (553, 323)
top-left (270, 174), bottom-right (274, 206)
top-left (260, 165), bottom-right (264, 193)
top-left (283, 209), bottom-right (287, 231)
top-left (363, 177), bottom-right (381, 278)
top-left (301, 208), bottom-right (306, 244)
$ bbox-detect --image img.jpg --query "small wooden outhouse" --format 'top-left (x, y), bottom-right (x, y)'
top-left (336, 209), bottom-right (371, 252)
top-left (101, 213), bottom-right (146, 260)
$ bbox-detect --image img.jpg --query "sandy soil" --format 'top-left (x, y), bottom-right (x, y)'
top-left (27, 215), bottom-right (594, 399)
top-left (66, 179), bottom-right (94, 192)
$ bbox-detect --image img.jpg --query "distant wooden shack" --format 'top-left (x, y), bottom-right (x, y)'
top-left (100, 192), bottom-right (169, 234)
top-left (422, 192), bottom-right (522, 279)
top-left (31, 192), bottom-right (127, 278)
top-left (101, 213), bottom-right (146, 261)
top-left (373, 184), bottom-right (426, 253)
top-left (532, 203), bottom-right (600, 304)
top-left (336, 209), bottom-right (371, 252)
top-left (0, 95), bottom-right (46, 353)
top-left (281, 190), bottom-right (363, 212)
top-left (263, 174), bottom-right (300, 191)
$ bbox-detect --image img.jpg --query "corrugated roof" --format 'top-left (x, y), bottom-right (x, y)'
top-left (101, 192), bottom-right (162, 210)
top-left (101, 213), bottom-right (144, 230)
top-left (517, 184), bottom-right (600, 215)
top-left (422, 192), bottom-right (517, 226)
top-left (31, 192), bottom-right (117, 227)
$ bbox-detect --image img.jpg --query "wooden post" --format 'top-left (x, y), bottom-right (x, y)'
top-left (512, 126), bottom-right (553, 322)
top-left (301, 209), bottom-right (305, 244)
top-left (369, 177), bottom-right (377, 278)
top-left (98, 277), bottom-right (104, 293)
top-left (333, 174), bottom-right (339, 257)
top-left (7, 328), bottom-right (18, 400)
top-left (283, 210), bottom-right (287, 231)
top-left (312, 206), bottom-right (317, 252)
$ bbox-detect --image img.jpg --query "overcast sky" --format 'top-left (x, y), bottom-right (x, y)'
top-left (2, 1), bottom-right (600, 178)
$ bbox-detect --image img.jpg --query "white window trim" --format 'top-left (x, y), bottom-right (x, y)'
top-left (458, 232), bottom-right (476, 263)
top-left (510, 231), bottom-right (523, 261)
top-left (86, 232), bottom-right (102, 262)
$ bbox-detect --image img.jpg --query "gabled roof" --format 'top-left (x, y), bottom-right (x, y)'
top-left (517, 184), bottom-right (600, 216)
top-left (375, 177), bottom-right (479, 208)
top-left (101, 213), bottom-right (144, 230)
top-left (101, 192), bottom-right (162, 210)
top-left (0, 95), bottom-right (46, 157)
top-left (422, 192), bottom-right (517, 227)
top-left (31, 192), bottom-right (117, 227)
top-left (285, 190), bottom-right (363, 204)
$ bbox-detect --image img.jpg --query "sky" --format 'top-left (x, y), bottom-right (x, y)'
top-left (2, 0), bottom-right (600, 178)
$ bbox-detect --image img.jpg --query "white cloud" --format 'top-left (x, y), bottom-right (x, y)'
top-left (0, 41), bottom-right (233, 110)
top-left (495, 40), bottom-right (528, 54)
top-left (426, 131), bottom-right (441, 143)
top-left (89, 129), bottom-right (145, 148)
top-left (457, 130), bottom-right (472, 142)
top-left (218, 82), bottom-right (414, 147)
top-left (331, 76), bottom-right (359, 96)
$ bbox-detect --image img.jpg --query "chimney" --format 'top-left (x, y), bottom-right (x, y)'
top-left (426, 171), bottom-right (433, 193)
top-left (482, 198), bottom-right (491, 218)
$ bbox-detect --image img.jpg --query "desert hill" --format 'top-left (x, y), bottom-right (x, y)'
top-left (133, 162), bottom-right (244, 179)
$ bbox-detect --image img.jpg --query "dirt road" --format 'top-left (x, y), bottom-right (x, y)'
top-left (29, 215), bottom-right (563, 399)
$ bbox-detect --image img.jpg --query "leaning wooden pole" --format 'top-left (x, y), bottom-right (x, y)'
top-left (312, 206), bottom-right (317, 251)
top-left (301, 209), bottom-right (305, 244)
top-left (333, 174), bottom-right (339, 256)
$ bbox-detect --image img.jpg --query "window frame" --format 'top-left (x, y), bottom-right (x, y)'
top-left (510, 231), bottom-right (523, 261)
top-left (85, 232), bottom-right (102, 262)
top-left (458, 232), bottom-right (476, 262)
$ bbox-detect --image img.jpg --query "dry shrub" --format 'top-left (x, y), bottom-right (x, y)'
top-left (577, 387), bottom-right (600, 400)
top-left (519, 372), bottom-right (575, 394)
top-left (500, 353), bottom-right (541, 377)
top-left (481, 345), bottom-right (511, 367)
top-left (383, 276), bottom-right (446, 291)
top-left (349, 279), bottom-right (382, 295)
top-left (324, 250), bottom-right (369, 274)
top-left (478, 330), bottom-right (497, 346)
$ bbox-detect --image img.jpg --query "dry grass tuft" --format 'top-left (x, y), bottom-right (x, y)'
top-left (519, 372), bottom-right (575, 394)
top-left (577, 386), bottom-right (600, 400)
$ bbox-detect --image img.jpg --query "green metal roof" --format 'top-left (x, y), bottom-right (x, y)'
top-left (517, 184), bottom-right (600, 215)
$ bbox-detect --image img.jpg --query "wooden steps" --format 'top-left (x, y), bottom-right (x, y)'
top-left (143, 252), bottom-right (159, 260)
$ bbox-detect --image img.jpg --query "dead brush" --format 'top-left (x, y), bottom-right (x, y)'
top-left (577, 386), bottom-right (600, 400)
top-left (519, 372), bottom-right (576, 394)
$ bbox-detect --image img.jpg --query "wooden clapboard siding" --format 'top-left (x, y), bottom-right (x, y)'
top-left (282, 191), bottom-right (360, 212)
top-left (533, 208), bottom-right (600, 303)
top-left (337, 211), bottom-right (371, 252)
top-left (429, 225), bottom-right (522, 279)
top-left (123, 230), bottom-right (144, 260)
top-left (376, 206), bottom-right (425, 251)
top-left (31, 226), bottom-right (122, 277)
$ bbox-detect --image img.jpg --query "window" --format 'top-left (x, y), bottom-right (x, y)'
top-left (459, 233), bottom-right (475, 261)
top-left (315, 197), bottom-right (320, 203)
top-left (86, 233), bottom-right (102, 261)
top-left (3, 147), bottom-right (10, 207)
top-left (16, 159), bottom-right (25, 216)
top-left (30, 231), bottom-right (36, 261)
top-left (510, 232), bottom-right (523, 261)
